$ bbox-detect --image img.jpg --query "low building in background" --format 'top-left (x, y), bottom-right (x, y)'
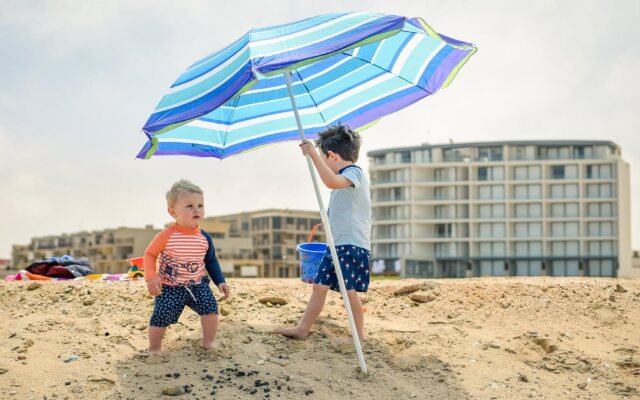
top-left (11, 209), bottom-right (321, 278)
top-left (11, 226), bottom-right (161, 274)
top-left (368, 140), bottom-right (632, 278)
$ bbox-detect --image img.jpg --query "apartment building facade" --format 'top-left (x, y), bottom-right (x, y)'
top-left (368, 140), bottom-right (632, 278)
top-left (204, 209), bottom-right (325, 278)
top-left (12, 226), bottom-right (160, 274)
top-left (12, 223), bottom-right (264, 276)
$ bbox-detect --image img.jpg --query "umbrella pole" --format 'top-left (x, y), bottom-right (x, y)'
top-left (283, 71), bottom-right (368, 374)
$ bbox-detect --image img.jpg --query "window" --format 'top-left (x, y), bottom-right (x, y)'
top-left (513, 222), bottom-right (542, 237)
top-left (587, 202), bottom-right (614, 217)
top-left (586, 183), bottom-right (614, 198)
top-left (588, 241), bottom-right (616, 256)
top-left (551, 165), bottom-right (565, 179)
top-left (550, 184), bottom-right (579, 199)
top-left (586, 164), bottom-right (614, 179)
top-left (587, 222), bottom-right (615, 237)
top-left (513, 184), bottom-right (541, 199)
top-left (478, 167), bottom-right (488, 181)
top-left (476, 204), bottom-right (505, 218)
top-left (550, 222), bottom-right (579, 237)
top-left (478, 146), bottom-right (503, 161)
top-left (550, 203), bottom-right (579, 218)
top-left (435, 224), bottom-right (450, 238)
top-left (550, 241), bottom-right (579, 256)
top-left (477, 223), bottom-right (505, 238)
top-left (477, 242), bottom-right (506, 256)
top-left (514, 241), bottom-right (543, 256)
top-left (513, 203), bottom-right (542, 218)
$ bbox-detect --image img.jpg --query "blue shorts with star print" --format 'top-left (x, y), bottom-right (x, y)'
top-left (313, 245), bottom-right (370, 293)
top-left (149, 277), bottom-right (219, 327)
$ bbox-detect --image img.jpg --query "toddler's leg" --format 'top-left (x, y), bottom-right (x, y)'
top-left (347, 290), bottom-right (365, 341)
top-left (277, 284), bottom-right (329, 339)
top-left (148, 326), bottom-right (167, 354)
top-left (201, 313), bottom-right (219, 349)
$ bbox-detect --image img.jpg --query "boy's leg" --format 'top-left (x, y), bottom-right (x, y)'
top-left (201, 313), bottom-right (219, 349)
top-left (148, 326), bottom-right (167, 354)
top-left (277, 283), bottom-right (330, 339)
top-left (347, 290), bottom-right (365, 341)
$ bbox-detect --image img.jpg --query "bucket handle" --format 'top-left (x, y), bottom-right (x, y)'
top-left (307, 223), bottom-right (322, 243)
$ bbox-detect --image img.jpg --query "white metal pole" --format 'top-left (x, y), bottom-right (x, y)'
top-left (283, 71), bottom-right (367, 373)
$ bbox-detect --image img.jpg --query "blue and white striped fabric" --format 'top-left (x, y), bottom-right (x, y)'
top-left (138, 13), bottom-right (476, 159)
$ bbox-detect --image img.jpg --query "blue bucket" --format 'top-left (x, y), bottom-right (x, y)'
top-left (296, 242), bottom-right (328, 283)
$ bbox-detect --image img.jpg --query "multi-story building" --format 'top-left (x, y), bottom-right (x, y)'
top-left (204, 209), bottom-right (325, 277)
top-left (368, 140), bottom-right (632, 278)
top-left (11, 223), bottom-right (264, 276)
top-left (12, 226), bottom-right (161, 274)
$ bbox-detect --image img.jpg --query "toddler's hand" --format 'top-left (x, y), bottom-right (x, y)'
top-left (299, 140), bottom-right (317, 158)
top-left (146, 278), bottom-right (162, 296)
top-left (218, 283), bottom-right (230, 299)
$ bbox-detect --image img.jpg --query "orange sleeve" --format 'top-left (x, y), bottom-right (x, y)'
top-left (143, 227), bottom-right (173, 281)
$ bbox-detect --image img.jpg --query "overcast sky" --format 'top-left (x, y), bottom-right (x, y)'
top-left (1, 0), bottom-right (639, 259)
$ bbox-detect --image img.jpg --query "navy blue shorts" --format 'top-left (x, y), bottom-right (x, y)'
top-left (149, 277), bottom-right (219, 327)
top-left (314, 245), bottom-right (370, 293)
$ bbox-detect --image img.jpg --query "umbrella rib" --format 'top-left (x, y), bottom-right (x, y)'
top-left (221, 95), bottom-right (242, 156)
top-left (293, 70), bottom-right (329, 132)
top-left (347, 49), bottom-right (435, 96)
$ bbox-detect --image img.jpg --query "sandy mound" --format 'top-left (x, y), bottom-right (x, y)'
top-left (0, 277), bottom-right (639, 399)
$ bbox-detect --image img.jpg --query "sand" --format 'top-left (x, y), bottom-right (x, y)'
top-left (0, 277), bottom-right (639, 399)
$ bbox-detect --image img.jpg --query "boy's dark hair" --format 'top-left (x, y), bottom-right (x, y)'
top-left (315, 125), bottom-right (361, 162)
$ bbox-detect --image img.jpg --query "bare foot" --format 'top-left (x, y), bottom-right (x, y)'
top-left (202, 341), bottom-right (218, 350)
top-left (148, 348), bottom-right (162, 355)
top-left (275, 326), bottom-right (310, 339)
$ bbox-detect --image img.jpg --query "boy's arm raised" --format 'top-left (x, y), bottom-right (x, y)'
top-left (300, 141), bottom-right (352, 189)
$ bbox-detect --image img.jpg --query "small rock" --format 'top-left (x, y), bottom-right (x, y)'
top-left (615, 284), bottom-right (628, 293)
top-left (162, 386), bottom-right (185, 396)
top-left (257, 359), bottom-right (265, 365)
top-left (409, 294), bottom-right (435, 303)
top-left (83, 298), bottom-right (95, 306)
top-left (577, 382), bottom-right (588, 390)
top-left (258, 297), bottom-right (288, 306)
top-left (609, 295), bottom-right (616, 302)
top-left (518, 373), bottom-right (528, 383)
top-left (64, 355), bottom-right (80, 363)
top-left (393, 284), bottom-right (421, 296)
top-left (0, 367), bottom-right (8, 374)
top-left (220, 306), bottom-right (230, 316)
top-left (27, 282), bottom-right (42, 291)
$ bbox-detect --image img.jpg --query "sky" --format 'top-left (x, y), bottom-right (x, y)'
top-left (1, 0), bottom-right (639, 259)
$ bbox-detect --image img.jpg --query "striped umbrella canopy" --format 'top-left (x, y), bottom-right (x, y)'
top-left (137, 12), bottom-right (476, 159)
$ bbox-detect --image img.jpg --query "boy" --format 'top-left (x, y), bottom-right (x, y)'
top-left (144, 179), bottom-right (230, 354)
top-left (277, 125), bottom-right (371, 341)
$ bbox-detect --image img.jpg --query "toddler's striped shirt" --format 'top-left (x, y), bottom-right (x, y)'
top-left (143, 224), bottom-right (208, 286)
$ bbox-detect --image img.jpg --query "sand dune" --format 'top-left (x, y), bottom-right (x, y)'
top-left (1, 277), bottom-right (639, 399)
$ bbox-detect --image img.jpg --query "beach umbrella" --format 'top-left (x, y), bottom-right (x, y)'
top-left (137, 12), bottom-right (476, 373)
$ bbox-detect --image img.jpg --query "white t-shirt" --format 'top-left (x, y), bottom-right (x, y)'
top-left (327, 165), bottom-right (372, 250)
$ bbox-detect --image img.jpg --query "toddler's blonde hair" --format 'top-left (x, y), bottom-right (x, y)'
top-left (166, 179), bottom-right (203, 207)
